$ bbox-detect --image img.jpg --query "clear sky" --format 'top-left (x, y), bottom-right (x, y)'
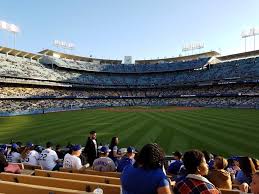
top-left (1, 0), bottom-right (259, 61)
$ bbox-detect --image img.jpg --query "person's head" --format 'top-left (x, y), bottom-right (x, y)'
top-left (99, 146), bottom-right (111, 157)
top-left (89, 131), bottom-right (96, 140)
top-left (136, 143), bottom-right (165, 170)
top-left (251, 172), bottom-right (259, 194)
top-left (46, 141), bottom-right (53, 149)
top-left (11, 143), bottom-right (19, 153)
top-left (202, 150), bottom-right (212, 163)
top-left (127, 146), bottom-right (137, 158)
top-left (26, 142), bottom-right (34, 150)
top-left (110, 137), bottom-right (119, 148)
top-left (238, 156), bottom-right (256, 178)
top-left (56, 144), bottom-right (61, 151)
top-left (183, 150), bottom-right (208, 176)
top-left (173, 151), bottom-right (182, 160)
top-left (71, 144), bottom-right (82, 157)
top-left (214, 156), bottom-right (228, 170)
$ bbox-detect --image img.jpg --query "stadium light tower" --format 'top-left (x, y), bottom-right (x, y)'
top-left (0, 20), bottom-right (20, 48)
top-left (182, 42), bottom-right (204, 55)
top-left (241, 27), bottom-right (259, 52)
top-left (53, 40), bottom-right (75, 53)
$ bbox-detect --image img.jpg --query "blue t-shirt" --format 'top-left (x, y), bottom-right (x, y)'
top-left (167, 160), bottom-right (183, 175)
top-left (235, 170), bottom-right (252, 184)
top-left (121, 165), bottom-right (170, 194)
top-left (117, 157), bottom-right (135, 172)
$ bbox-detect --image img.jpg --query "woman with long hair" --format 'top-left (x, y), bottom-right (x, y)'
top-left (121, 143), bottom-right (171, 194)
top-left (108, 136), bottom-right (123, 165)
top-left (207, 156), bottom-right (232, 189)
top-left (234, 156), bottom-right (256, 185)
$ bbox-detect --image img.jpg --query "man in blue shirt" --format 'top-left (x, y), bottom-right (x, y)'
top-left (117, 146), bottom-right (136, 172)
top-left (167, 151), bottom-right (183, 176)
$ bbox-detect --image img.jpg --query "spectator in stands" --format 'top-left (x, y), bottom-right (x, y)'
top-left (121, 143), bottom-right (171, 194)
top-left (63, 144), bottom-right (89, 170)
top-left (0, 146), bottom-right (8, 172)
top-left (173, 150), bottom-right (219, 194)
top-left (227, 157), bottom-right (240, 181)
top-left (109, 136), bottom-right (124, 166)
top-left (7, 143), bottom-right (21, 163)
top-left (117, 146), bottom-right (136, 172)
top-left (0, 144), bottom-right (8, 157)
top-left (234, 156), bottom-right (256, 185)
top-left (92, 146), bottom-right (116, 172)
top-left (167, 151), bottom-right (183, 177)
top-left (55, 144), bottom-right (65, 159)
top-left (83, 130), bottom-right (98, 166)
top-left (207, 156), bottom-right (232, 189)
top-left (38, 142), bottom-right (61, 171)
top-left (202, 150), bottom-right (214, 170)
top-left (251, 172), bottom-right (259, 194)
top-left (21, 142), bottom-right (39, 166)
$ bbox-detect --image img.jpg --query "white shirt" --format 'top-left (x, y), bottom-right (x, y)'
top-left (7, 152), bottom-right (21, 163)
top-left (21, 150), bottom-right (40, 166)
top-left (92, 157), bottom-right (116, 172)
top-left (38, 148), bottom-right (58, 170)
top-left (63, 153), bottom-right (82, 169)
top-left (92, 139), bottom-right (97, 156)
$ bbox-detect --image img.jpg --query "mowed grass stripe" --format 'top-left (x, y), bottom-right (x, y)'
top-left (6, 111), bottom-right (132, 145)
top-left (163, 111), bottom-right (259, 156)
top-left (189, 110), bottom-right (259, 134)
top-left (150, 111), bottom-right (248, 156)
top-left (38, 111), bottom-right (137, 145)
top-left (178, 111), bottom-right (259, 141)
top-left (166, 111), bottom-right (259, 150)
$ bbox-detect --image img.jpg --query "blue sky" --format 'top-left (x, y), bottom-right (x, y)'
top-left (1, 0), bottom-right (259, 60)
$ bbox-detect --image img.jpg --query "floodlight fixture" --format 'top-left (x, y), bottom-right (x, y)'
top-left (53, 40), bottom-right (75, 51)
top-left (0, 20), bottom-right (20, 48)
top-left (241, 27), bottom-right (259, 51)
top-left (182, 42), bottom-right (204, 54)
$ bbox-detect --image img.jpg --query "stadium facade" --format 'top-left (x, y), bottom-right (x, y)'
top-left (1, 46), bottom-right (259, 116)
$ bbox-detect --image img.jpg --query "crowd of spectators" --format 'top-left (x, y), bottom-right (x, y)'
top-left (1, 84), bottom-right (259, 99)
top-left (1, 133), bottom-right (259, 194)
top-left (1, 54), bottom-right (259, 87)
top-left (42, 55), bottom-right (210, 73)
top-left (0, 96), bottom-right (258, 113)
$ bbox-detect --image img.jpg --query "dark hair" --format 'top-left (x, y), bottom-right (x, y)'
top-left (183, 150), bottom-right (205, 174)
top-left (135, 143), bottom-right (165, 170)
top-left (90, 131), bottom-right (96, 135)
top-left (238, 156), bottom-right (256, 179)
top-left (10, 146), bottom-right (19, 153)
top-left (173, 151), bottom-right (182, 159)
top-left (202, 150), bottom-right (211, 163)
top-left (110, 137), bottom-right (118, 148)
top-left (109, 137), bottom-right (118, 158)
top-left (46, 142), bottom-right (53, 148)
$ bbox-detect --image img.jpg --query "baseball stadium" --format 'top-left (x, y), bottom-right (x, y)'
top-left (1, 1), bottom-right (259, 194)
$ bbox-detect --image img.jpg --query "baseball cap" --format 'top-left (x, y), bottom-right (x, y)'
top-left (127, 146), bottom-right (137, 153)
top-left (99, 146), bottom-right (111, 153)
top-left (12, 143), bottom-right (19, 149)
top-left (26, 142), bottom-right (34, 148)
top-left (71, 144), bottom-right (82, 152)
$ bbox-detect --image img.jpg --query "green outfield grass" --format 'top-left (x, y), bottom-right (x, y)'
top-left (0, 106), bottom-right (259, 158)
